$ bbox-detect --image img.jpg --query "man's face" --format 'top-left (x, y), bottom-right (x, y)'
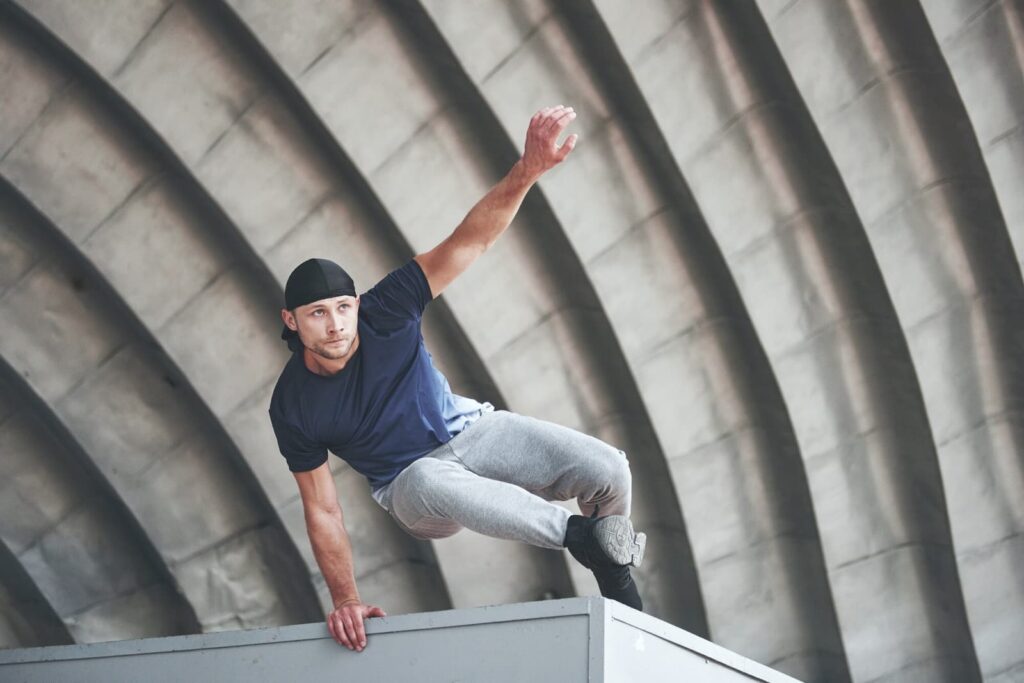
top-left (282, 295), bottom-right (360, 360)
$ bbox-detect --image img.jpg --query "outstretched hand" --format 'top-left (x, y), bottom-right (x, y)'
top-left (520, 104), bottom-right (579, 178)
top-left (327, 599), bottom-right (386, 652)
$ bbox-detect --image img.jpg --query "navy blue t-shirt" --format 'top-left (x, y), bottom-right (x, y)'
top-left (268, 259), bottom-right (489, 491)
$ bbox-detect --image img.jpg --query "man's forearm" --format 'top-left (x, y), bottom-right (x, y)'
top-left (450, 160), bottom-right (540, 253)
top-left (306, 509), bottom-right (360, 607)
top-left (413, 107), bottom-right (576, 299)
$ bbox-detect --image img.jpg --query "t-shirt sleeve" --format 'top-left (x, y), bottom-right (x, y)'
top-left (364, 259), bottom-right (433, 323)
top-left (269, 411), bottom-right (328, 473)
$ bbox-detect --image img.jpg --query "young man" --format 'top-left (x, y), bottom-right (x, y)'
top-left (269, 106), bottom-right (646, 653)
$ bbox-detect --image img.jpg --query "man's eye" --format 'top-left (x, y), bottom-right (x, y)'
top-left (312, 310), bottom-right (323, 316)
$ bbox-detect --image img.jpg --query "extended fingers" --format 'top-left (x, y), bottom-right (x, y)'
top-left (524, 104), bottom-right (579, 169)
top-left (532, 105), bottom-right (573, 130)
top-left (530, 106), bottom-right (553, 131)
top-left (543, 106), bottom-right (575, 134)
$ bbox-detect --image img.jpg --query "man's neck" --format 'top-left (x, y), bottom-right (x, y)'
top-left (304, 334), bottom-right (360, 377)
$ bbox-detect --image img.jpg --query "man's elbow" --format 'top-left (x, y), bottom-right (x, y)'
top-left (304, 501), bottom-right (344, 528)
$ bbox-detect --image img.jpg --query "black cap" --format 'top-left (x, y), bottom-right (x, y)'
top-left (281, 258), bottom-right (356, 352)
top-left (285, 258), bottom-right (356, 309)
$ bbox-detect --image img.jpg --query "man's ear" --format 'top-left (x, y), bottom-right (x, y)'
top-left (281, 308), bottom-right (298, 331)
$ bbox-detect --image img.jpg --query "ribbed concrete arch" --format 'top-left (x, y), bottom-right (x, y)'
top-left (591, 2), bottom-right (978, 682)
top-left (921, 0), bottom-right (1024, 269)
top-left (0, 173), bottom-right (322, 630)
top-left (0, 538), bottom-right (69, 649)
top-left (0, 18), bottom-right (324, 629)
top-left (4, 0), bottom-right (452, 617)
top-left (760, 2), bottom-right (1024, 680)
top-left (0, 354), bottom-right (197, 643)
top-left (2, 1), bottom-right (1019, 674)
top-left (404, 0), bottom-right (844, 677)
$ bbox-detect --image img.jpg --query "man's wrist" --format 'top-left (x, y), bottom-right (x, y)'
top-left (512, 158), bottom-right (543, 187)
top-left (334, 596), bottom-right (361, 608)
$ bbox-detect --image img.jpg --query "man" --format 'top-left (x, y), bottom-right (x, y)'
top-left (269, 105), bottom-right (646, 654)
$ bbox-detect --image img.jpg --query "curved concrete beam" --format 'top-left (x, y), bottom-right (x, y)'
top-left (921, 0), bottom-right (1024, 271)
top-left (0, 162), bottom-right (317, 631)
top-left (404, 0), bottom-right (844, 676)
top-left (0, 538), bottom-right (70, 649)
top-left (760, 1), bottom-right (1024, 680)
top-left (592, 1), bottom-right (979, 680)
top-left (921, 8), bottom-right (1024, 676)
top-left (3, 0), bottom-right (449, 617)
top-left (0, 355), bottom-right (198, 643)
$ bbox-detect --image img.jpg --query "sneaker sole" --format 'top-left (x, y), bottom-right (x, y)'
top-left (594, 516), bottom-right (646, 567)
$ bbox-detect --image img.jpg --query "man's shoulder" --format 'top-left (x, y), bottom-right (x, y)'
top-left (358, 260), bottom-right (432, 325)
top-left (269, 352), bottom-right (306, 417)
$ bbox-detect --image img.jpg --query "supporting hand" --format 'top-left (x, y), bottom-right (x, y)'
top-left (327, 599), bottom-right (387, 652)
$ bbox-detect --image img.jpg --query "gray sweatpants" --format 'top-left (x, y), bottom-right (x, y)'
top-left (370, 410), bottom-right (633, 549)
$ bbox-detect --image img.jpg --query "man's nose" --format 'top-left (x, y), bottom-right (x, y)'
top-left (327, 310), bottom-right (345, 332)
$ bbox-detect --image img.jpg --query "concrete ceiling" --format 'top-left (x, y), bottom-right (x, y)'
top-left (1, 1), bottom-right (1021, 681)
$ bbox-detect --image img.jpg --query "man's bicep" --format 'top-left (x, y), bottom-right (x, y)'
top-left (293, 460), bottom-right (342, 516)
top-left (414, 236), bottom-right (482, 300)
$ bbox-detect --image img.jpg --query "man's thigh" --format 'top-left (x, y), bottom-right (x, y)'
top-left (386, 456), bottom-right (465, 540)
top-left (450, 410), bottom-right (628, 497)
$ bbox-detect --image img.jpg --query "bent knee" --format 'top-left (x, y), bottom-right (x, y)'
top-left (598, 448), bottom-right (632, 493)
top-left (613, 450), bottom-right (632, 489)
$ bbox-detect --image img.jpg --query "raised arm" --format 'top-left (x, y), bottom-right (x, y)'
top-left (414, 104), bottom-right (579, 298)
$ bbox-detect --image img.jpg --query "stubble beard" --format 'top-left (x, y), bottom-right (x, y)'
top-left (303, 333), bottom-right (352, 360)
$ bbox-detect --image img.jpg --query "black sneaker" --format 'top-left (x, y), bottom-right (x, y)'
top-left (563, 505), bottom-right (647, 569)
top-left (593, 563), bottom-right (643, 612)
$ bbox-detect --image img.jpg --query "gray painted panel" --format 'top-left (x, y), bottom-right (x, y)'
top-left (0, 598), bottom-right (798, 682)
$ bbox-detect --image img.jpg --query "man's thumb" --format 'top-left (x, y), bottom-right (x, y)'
top-left (558, 134), bottom-right (578, 159)
top-left (366, 606), bottom-right (386, 617)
